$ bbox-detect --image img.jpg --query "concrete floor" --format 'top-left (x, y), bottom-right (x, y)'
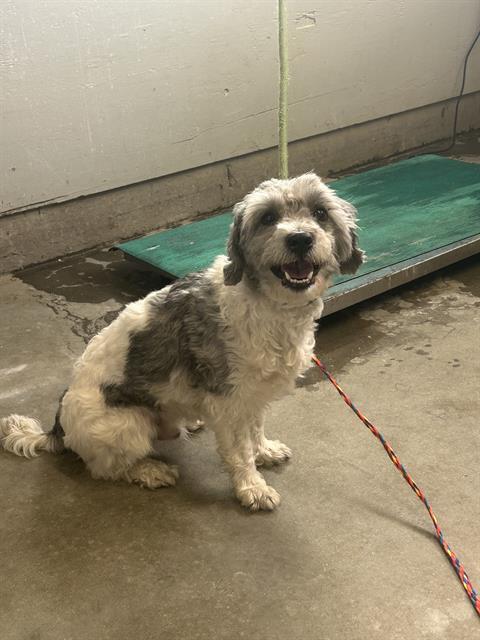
top-left (1, 148), bottom-right (480, 638)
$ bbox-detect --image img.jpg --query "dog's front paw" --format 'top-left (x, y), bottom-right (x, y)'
top-left (256, 439), bottom-right (292, 466)
top-left (236, 484), bottom-right (281, 511)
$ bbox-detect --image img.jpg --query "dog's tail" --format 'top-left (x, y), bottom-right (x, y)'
top-left (0, 415), bottom-right (65, 458)
top-left (1, 390), bottom-right (66, 458)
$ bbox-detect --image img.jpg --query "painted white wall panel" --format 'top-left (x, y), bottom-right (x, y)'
top-left (1, 0), bottom-right (479, 214)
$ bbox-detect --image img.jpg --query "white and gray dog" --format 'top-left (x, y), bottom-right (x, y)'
top-left (1, 173), bottom-right (363, 510)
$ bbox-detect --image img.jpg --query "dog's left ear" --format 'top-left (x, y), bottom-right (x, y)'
top-left (334, 197), bottom-right (365, 275)
top-left (223, 204), bottom-right (245, 286)
top-left (340, 227), bottom-right (364, 274)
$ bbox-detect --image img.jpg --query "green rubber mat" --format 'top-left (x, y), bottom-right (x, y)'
top-left (118, 155), bottom-right (480, 312)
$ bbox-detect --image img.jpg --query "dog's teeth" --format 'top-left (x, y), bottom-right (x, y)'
top-left (284, 271), bottom-right (312, 285)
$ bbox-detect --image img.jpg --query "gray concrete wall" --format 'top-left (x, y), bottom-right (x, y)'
top-left (2, 0), bottom-right (480, 215)
top-left (1, 91), bottom-right (479, 273)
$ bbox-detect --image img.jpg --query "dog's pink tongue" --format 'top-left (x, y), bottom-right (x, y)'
top-left (283, 260), bottom-right (312, 279)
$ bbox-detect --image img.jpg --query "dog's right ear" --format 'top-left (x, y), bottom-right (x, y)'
top-left (223, 203), bottom-right (245, 286)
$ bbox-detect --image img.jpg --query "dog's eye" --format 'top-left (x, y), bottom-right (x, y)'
top-left (260, 210), bottom-right (278, 226)
top-left (313, 207), bottom-right (328, 222)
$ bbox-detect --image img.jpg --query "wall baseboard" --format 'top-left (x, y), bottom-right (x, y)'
top-left (2, 92), bottom-right (479, 274)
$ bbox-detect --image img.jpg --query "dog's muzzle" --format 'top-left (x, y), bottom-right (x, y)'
top-left (271, 232), bottom-right (320, 291)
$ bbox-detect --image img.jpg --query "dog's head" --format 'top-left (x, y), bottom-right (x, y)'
top-left (223, 172), bottom-right (364, 305)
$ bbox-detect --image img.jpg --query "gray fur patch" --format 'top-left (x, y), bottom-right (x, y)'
top-left (102, 272), bottom-right (232, 408)
top-left (223, 205), bottom-right (245, 285)
top-left (101, 383), bottom-right (157, 408)
top-left (329, 197), bottom-right (365, 274)
top-left (339, 228), bottom-right (364, 274)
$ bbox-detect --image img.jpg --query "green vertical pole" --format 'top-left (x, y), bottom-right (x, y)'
top-left (278, 0), bottom-right (289, 179)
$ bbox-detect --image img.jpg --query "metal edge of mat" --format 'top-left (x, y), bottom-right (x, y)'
top-left (322, 234), bottom-right (480, 316)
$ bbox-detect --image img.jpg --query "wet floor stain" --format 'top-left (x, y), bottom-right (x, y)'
top-left (445, 255), bottom-right (480, 297)
top-left (18, 247), bottom-right (170, 305)
top-left (298, 311), bottom-right (388, 390)
top-left (316, 313), bottom-right (385, 370)
top-left (448, 358), bottom-right (461, 368)
top-left (16, 248), bottom-right (172, 343)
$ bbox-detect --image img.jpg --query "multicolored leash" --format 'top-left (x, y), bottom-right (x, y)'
top-left (312, 355), bottom-right (480, 617)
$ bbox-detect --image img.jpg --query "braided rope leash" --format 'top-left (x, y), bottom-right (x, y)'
top-left (312, 356), bottom-right (480, 617)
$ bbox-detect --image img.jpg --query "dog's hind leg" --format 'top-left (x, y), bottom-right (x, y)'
top-left (123, 458), bottom-right (179, 488)
top-left (63, 397), bottom-right (179, 489)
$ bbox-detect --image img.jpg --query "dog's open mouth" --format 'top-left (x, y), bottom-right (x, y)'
top-left (271, 260), bottom-right (320, 290)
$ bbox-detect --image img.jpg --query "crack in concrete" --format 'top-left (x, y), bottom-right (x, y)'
top-left (43, 298), bottom-right (91, 342)
top-left (38, 291), bottom-right (119, 344)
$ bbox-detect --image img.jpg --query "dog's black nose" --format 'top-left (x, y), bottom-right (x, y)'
top-left (286, 232), bottom-right (313, 255)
